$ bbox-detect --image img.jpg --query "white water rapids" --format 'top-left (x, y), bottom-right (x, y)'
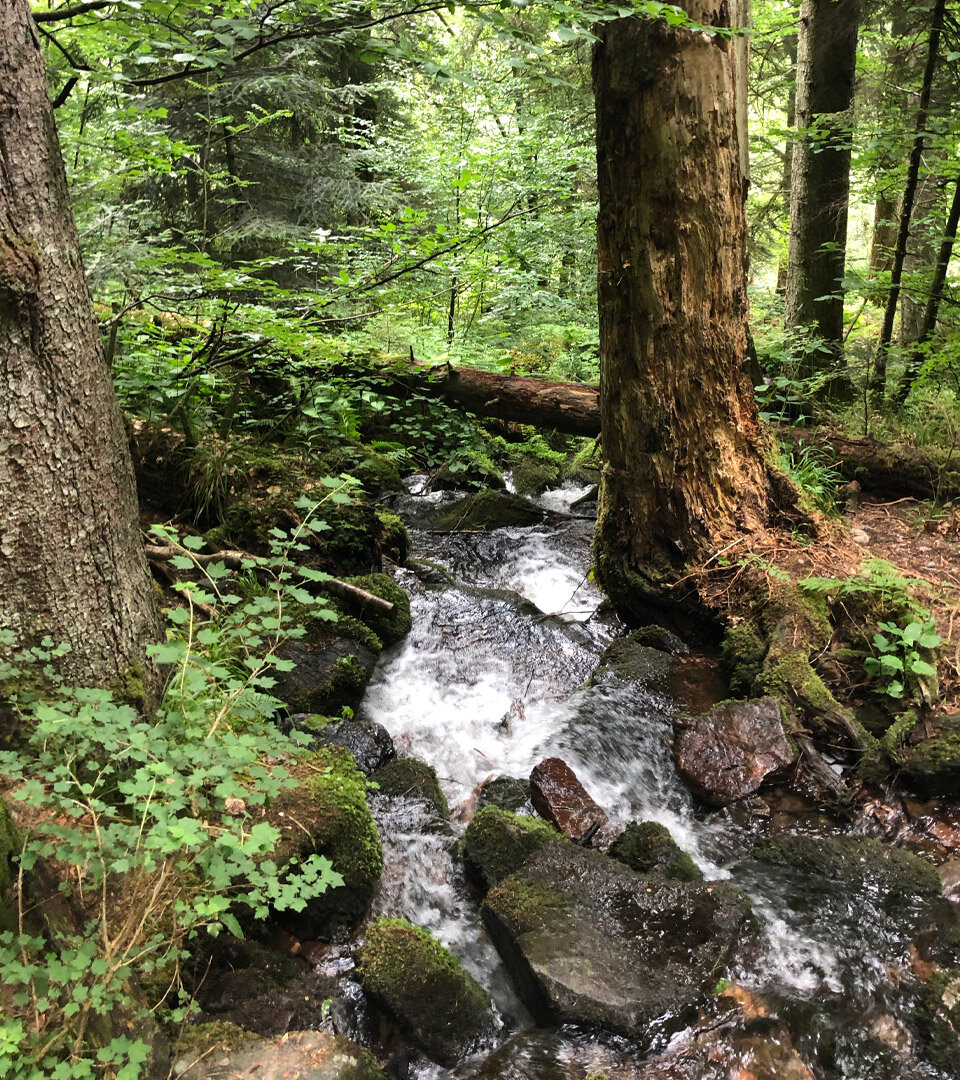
top-left (353, 484), bottom-right (954, 1080)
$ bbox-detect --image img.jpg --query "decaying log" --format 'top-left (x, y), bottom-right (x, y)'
top-left (778, 425), bottom-right (960, 503)
top-left (358, 364), bottom-right (960, 503)
top-left (350, 360), bottom-right (602, 437)
top-left (144, 544), bottom-right (396, 616)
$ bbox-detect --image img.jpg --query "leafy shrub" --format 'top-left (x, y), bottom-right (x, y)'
top-left (0, 491), bottom-right (354, 1077)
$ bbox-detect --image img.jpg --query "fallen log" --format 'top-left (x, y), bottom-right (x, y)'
top-left (777, 425), bottom-right (960, 503)
top-left (350, 360), bottom-right (602, 437)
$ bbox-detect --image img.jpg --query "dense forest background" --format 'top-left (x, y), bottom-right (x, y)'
top-left (38, 0), bottom-right (960, 471)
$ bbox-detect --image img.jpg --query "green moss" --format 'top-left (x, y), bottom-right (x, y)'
top-left (900, 716), bottom-right (960, 796)
top-left (759, 649), bottom-right (839, 714)
top-left (109, 660), bottom-right (149, 712)
top-left (343, 573), bottom-right (412, 646)
top-left (914, 969), bottom-right (960, 1072)
top-left (349, 451), bottom-right (406, 496)
top-left (371, 757), bottom-right (449, 819)
top-left (721, 624), bottom-right (767, 696)
top-left (376, 510), bottom-right (409, 565)
top-left (172, 1020), bottom-right (255, 1059)
top-left (463, 806), bottom-right (563, 891)
top-left (358, 917), bottom-right (495, 1065)
top-left (607, 821), bottom-right (703, 883)
top-left (484, 871), bottom-right (570, 936)
top-left (511, 458), bottom-right (562, 496)
top-left (273, 747), bottom-right (382, 938)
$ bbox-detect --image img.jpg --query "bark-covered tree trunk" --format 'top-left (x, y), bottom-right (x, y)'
top-left (592, 3), bottom-right (800, 623)
top-left (783, 0), bottom-right (860, 395)
top-left (0, 0), bottom-right (162, 702)
top-left (874, 0), bottom-right (946, 399)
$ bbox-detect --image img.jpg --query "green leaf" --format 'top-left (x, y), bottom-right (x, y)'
top-left (182, 535), bottom-right (206, 551)
top-left (910, 659), bottom-right (937, 676)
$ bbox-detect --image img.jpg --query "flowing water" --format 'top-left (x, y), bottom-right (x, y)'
top-left (357, 484), bottom-right (958, 1080)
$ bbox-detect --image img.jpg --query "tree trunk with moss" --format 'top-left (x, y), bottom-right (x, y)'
top-left (592, 3), bottom-right (799, 624)
top-left (0, 1), bottom-right (162, 705)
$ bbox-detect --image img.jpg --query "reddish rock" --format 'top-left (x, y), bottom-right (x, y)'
top-left (529, 757), bottom-right (608, 843)
top-left (673, 697), bottom-right (795, 807)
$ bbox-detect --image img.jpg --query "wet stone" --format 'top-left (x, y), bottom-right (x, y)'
top-left (673, 696), bottom-right (795, 807)
top-left (172, 1031), bottom-right (385, 1080)
top-left (287, 715), bottom-right (395, 774)
top-left (482, 842), bottom-right (752, 1040)
top-left (529, 757), bottom-right (608, 843)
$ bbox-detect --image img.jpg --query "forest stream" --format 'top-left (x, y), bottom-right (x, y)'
top-left (186, 481), bottom-right (960, 1080)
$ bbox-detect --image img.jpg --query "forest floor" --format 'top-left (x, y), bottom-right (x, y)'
top-left (848, 498), bottom-right (960, 714)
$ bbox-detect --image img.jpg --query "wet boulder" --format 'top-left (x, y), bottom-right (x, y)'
top-left (900, 714), bottom-right (960, 797)
top-left (673, 697), bottom-right (795, 807)
top-left (607, 821), bottom-right (703, 883)
top-left (426, 490), bottom-right (545, 532)
top-left (481, 842), bottom-right (752, 1039)
top-left (357, 917), bottom-right (497, 1066)
top-left (737, 833), bottom-right (944, 956)
top-left (289, 715), bottom-right (395, 774)
top-left (529, 757), bottom-right (608, 844)
top-left (370, 756), bottom-right (449, 820)
top-left (172, 1031), bottom-right (385, 1080)
top-left (266, 747), bottom-right (383, 942)
top-left (476, 776), bottom-right (531, 814)
top-left (463, 806), bottom-right (565, 891)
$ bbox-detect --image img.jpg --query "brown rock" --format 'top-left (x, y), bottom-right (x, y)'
top-left (529, 758), bottom-right (608, 843)
top-left (673, 697), bottom-right (795, 807)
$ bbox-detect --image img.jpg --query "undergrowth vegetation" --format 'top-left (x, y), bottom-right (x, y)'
top-left (0, 493), bottom-right (356, 1078)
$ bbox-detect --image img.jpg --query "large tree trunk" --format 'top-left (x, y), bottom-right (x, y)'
top-left (592, 3), bottom-right (800, 623)
top-left (783, 0), bottom-right (860, 397)
top-left (0, 0), bottom-right (162, 703)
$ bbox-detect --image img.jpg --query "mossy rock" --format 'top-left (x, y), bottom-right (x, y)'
top-left (376, 510), bottom-right (409, 565)
top-left (511, 458), bottom-right (562, 496)
top-left (463, 806), bottom-right (564, 891)
top-left (274, 635), bottom-right (379, 715)
top-left (721, 624), bottom-right (767, 697)
top-left (476, 776), bottom-right (531, 814)
top-left (607, 821), bottom-right (703, 883)
top-left (428, 490), bottom-right (544, 532)
top-left (371, 757), bottom-right (449, 820)
top-left (348, 450), bottom-right (406, 496)
top-left (589, 634), bottom-right (674, 687)
top-left (358, 917), bottom-right (497, 1066)
top-left (341, 573), bottom-right (412, 646)
top-left (270, 747), bottom-right (383, 941)
top-left (173, 1030), bottom-right (386, 1080)
top-left (0, 796), bottom-right (21, 933)
top-left (914, 968), bottom-right (960, 1073)
top-left (900, 715), bottom-right (960, 797)
top-left (208, 494), bottom-right (389, 577)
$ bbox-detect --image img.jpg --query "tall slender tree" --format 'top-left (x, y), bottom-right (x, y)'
top-left (0, 0), bottom-right (162, 703)
top-left (783, 0), bottom-right (860, 397)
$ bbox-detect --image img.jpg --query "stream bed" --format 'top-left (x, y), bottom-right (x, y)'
top-left (347, 482), bottom-right (960, 1080)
